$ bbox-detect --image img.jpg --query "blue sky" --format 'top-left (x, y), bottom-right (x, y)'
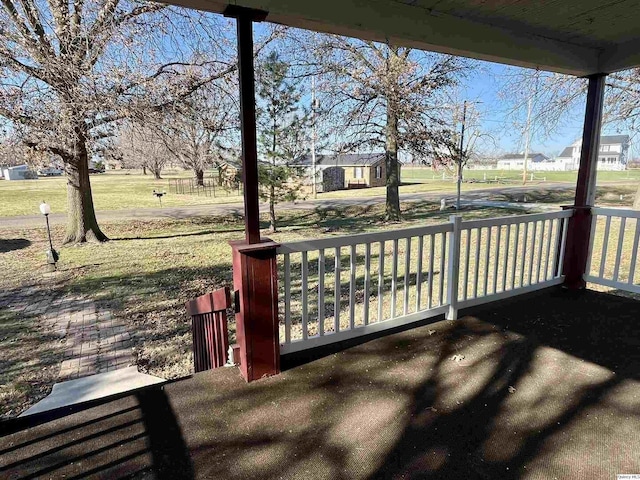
top-left (460, 62), bottom-right (586, 157)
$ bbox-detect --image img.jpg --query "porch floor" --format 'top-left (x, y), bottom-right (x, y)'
top-left (2, 288), bottom-right (639, 479)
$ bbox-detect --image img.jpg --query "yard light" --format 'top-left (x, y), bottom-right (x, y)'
top-left (40, 201), bottom-right (59, 270)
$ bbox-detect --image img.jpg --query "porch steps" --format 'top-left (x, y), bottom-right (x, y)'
top-left (20, 366), bottom-right (166, 417)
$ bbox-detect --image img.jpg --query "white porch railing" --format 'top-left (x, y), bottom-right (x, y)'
top-left (586, 207), bottom-right (640, 294)
top-left (277, 209), bottom-right (573, 354)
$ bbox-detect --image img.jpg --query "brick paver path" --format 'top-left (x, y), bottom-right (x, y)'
top-left (2, 288), bottom-right (135, 382)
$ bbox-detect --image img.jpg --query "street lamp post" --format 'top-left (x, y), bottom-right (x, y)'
top-left (39, 201), bottom-right (59, 270)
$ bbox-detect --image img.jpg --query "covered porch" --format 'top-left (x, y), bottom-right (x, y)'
top-left (3, 0), bottom-right (640, 478)
top-left (2, 289), bottom-right (639, 478)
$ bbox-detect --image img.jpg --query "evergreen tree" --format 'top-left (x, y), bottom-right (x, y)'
top-left (256, 51), bottom-right (311, 232)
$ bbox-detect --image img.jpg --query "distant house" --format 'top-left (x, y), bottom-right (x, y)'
top-left (2, 164), bottom-right (37, 181)
top-left (295, 153), bottom-right (391, 192)
top-left (556, 135), bottom-right (630, 171)
top-left (496, 153), bottom-right (550, 170)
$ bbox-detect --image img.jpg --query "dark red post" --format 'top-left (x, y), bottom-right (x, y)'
top-left (185, 287), bottom-right (232, 372)
top-left (225, 6), bottom-right (280, 382)
top-left (563, 74), bottom-right (606, 289)
top-left (226, 5), bottom-right (267, 245)
top-left (230, 240), bottom-right (280, 381)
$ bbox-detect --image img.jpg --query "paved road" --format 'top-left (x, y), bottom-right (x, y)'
top-left (0, 183), bottom-right (576, 229)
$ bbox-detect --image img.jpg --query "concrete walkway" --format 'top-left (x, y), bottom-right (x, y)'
top-left (0, 183), bottom-right (576, 229)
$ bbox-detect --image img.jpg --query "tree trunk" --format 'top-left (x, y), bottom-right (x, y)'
top-left (269, 184), bottom-right (277, 232)
top-left (63, 136), bottom-right (108, 244)
top-left (153, 166), bottom-right (162, 179)
top-left (633, 182), bottom-right (640, 210)
top-left (385, 106), bottom-right (401, 221)
top-left (142, 165), bottom-right (147, 175)
top-left (195, 169), bottom-right (205, 186)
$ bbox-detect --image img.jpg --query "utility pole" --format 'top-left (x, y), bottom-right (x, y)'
top-left (522, 93), bottom-right (533, 185)
top-left (456, 100), bottom-right (467, 210)
top-left (311, 76), bottom-right (318, 199)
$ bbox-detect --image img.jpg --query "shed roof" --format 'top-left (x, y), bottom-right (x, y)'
top-left (498, 153), bottom-right (549, 162)
top-left (295, 153), bottom-right (385, 167)
top-left (165, 0), bottom-right (640, 76)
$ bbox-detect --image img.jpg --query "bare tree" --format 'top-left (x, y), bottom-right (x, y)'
top-left (0, 1), bottom-right (238, 242)
top-left (430, 101), bottom-right (495, 209)
top-left (315, 36), bottom-right (470, 220)
top-left (499, 67), bottom-right (640, 204)
top-left (116, 122), bottom-right (168, 179)
top-left (155, 82), bottom-right (238, 186)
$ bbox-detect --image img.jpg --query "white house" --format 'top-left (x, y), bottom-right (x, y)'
top-left (556, 135), bottom-right (630, 171)
top-left (496, 153), bottom-right (552, 170)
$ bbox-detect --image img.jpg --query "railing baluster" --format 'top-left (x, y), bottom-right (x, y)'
top-left (349, 244), bottom-right (356, 329)
top-left (511, 223), bottom-right (520, 289)
top-left (520, 222), bottom-right (529, 287)
top-left (502, 224), bottom-right (510, 291)
top-left (552, 217), bottom-right (562, 278)
top-left (599, 215), bottom-right (612, 279)
top-left (428, 235), bottom-right (435, 309)
top-left (557, 217), bottom-right (569, 277)
top-left (378, 241), bottom-right (385, 322)
top-left (403, 237), bottom-right (411, 315)
top-left (628, 218), bottom-right (640, 285)
top-left (318, 249), bottom-right (325, 336)
top-left (613, 216), bottom-right (626, 282)
top-left (493, 225), bottom-right (502, 295)
top-left (334, 247), bottom-right (341, 333)
top-left (473, 228), bottom-right (481, 298)
top-left (439, 232), bottom-right (447, 306)
top-left (364, 243), bottom-right (371, 325)
top-left (535, 220), bottom-right (545, 283)
top-left (416, 235), bottom-right (424, 311)
top-left (391, 239), bottom-right (398, 318)
top-left (528, 221), bottom-right (538, 286)
top-left (585, 210), bottom-right (598, 278)
top-left (463, 228), bottom-right (471, 300)
top-left (284, 253), bottom-right (291, 344)
top-left (543, 219), bottom-right (553, 281)
top-left (483, 226), bottom-right (492, 296)
top-left (301, 251), bottom-right (309, 340)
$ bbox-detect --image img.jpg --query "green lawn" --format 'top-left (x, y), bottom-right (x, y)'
top-left (401, 166), bottom-right (640, 184)
top-left (1, 167), bottom-right (639, 218)
top-left (0, 170), bottom-right (242, 217)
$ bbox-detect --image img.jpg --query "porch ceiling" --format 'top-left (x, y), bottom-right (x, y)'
top-left (163, 0), bottom-right (640, 76)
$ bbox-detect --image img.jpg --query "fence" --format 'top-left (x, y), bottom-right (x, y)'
top-left (168, 177), bottom-right (242, 197)
top-left (276, 209), bottom-right (573, 354)
top-left (586, 207), bottom-right (640, 294)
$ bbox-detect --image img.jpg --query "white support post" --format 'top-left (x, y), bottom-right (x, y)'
top-left (446, 215), bottom-right (462, 320)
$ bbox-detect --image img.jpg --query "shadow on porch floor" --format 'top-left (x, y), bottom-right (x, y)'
top-left (1, 288), bottom-right (639, 479)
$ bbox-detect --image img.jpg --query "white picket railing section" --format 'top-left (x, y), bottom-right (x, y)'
top-left (277, 210), bottom-right (573, 354)
top-left (586, 207), bottom-right (640, 294)
top-left (453, 210), bottom-right (571, 312)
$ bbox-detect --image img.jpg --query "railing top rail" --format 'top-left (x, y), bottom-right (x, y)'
top-left (591, 206), bottom-right (640, 219)
top-left (461, 209), bottom-right (573, 230)
top-left (277, 222), bottom-right (452, 254)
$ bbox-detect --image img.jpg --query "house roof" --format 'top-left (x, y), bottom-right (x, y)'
top-left (600, 135), bottom-right (630, 145)
top-left (498, 153), bottom-right (549, 162)
top-left (295, 153), bottom-right (385, 167)
top-left (562, 135), bottom-right (630, 156)
top-left (558, 147), bottom-right (574, 158)
top-left (166, 0), bottom-right (640, 76)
